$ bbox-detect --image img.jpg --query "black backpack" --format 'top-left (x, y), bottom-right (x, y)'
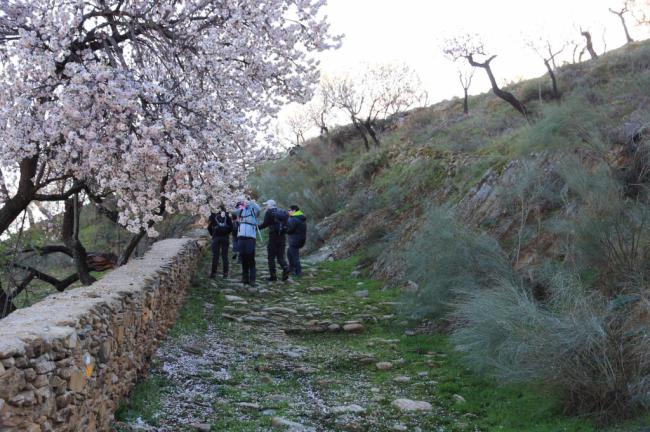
top-left (212, 213), bottom-right (230, 236)
top-left (272, 208), bottom-right (289, 234)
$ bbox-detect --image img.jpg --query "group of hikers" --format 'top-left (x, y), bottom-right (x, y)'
top-left (207, 198), bottom-right (307, 286)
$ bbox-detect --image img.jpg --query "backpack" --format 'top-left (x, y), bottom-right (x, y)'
top-left (272, 208), bottom-right (289, 234)
top-left (237, 207), bottom-right (259, 239)
top-left (212, 213), bottom-right (230, 236)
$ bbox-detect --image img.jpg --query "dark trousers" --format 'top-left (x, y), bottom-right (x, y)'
top-left (238, 237), bottom-right (256, 284)
top-left (287, 245), bottom-right (302, 276)
top-left (211, 236), bottom-right (230, 276)
top-left (267, 235), bottom-right (288, 277)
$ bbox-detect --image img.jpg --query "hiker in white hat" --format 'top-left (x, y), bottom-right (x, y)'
top-left (258, 199), bottom-right (290, 281)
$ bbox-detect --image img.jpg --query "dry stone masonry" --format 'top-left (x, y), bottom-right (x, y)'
top-left (0, 238), bottom-right (204, 432)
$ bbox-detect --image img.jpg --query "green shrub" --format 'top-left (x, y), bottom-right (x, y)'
top-left (452, 267), bottom-right (650, 421)
top-left (509, 90), bottom-right (610, 155)
top-left (401, 206), bottom-right (512, 320)
top-left (453, 155), bottom-right (650, 421)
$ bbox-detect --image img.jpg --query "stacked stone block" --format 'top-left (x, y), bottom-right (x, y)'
top-left (0, 238), bottom-right (203, 431)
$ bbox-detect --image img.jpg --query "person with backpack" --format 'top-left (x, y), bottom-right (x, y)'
top-left (287, 205), bottom-right (307, 277)
top-left (258, 199), bottom-right (290, 281)
top-left (207, 205), bottom-right (233, 279)
top-left (236, 198), bottom-right (260, 286)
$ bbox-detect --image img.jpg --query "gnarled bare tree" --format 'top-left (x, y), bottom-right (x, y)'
top-left (580, 28), bottom-right (600, 59)
top-left (286, 109), bottom-right (311, 148)
top-left (305, 92), bottom-right (336, 146)
top-left (444, 34), bottom-right (530, 122)
top-left (525, 36), bottom-right (566, 100)
top-left (457, 65), bottom-right (475, 115)
top-left (610, 1), bottom-right (635, 43)
top-left (324, 65), bottom-right (425, 149)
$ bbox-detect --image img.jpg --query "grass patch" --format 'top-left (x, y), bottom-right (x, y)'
top-left (291, 256), bottom-right (650, 432)
top-left (114, 374), bottom-right (169, 425)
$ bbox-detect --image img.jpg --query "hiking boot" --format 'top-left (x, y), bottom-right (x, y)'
top-left (266, 276), bottom-right (278, 282)
top-left (223, 273), bottom-right (229, 279)
top-left (209, 273), bottom-right (216, 279)
top-left (281, 268), bottom-right (289, 281)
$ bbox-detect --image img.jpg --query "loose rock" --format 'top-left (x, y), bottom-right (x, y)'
top-left (391, 399), bottom-right (432, 412)
top-left (331, 404), bottom-right (366, 415)
top-left (342, 323), bottom-right (364, 333)
top-left (375, 362), bottom-right (393, 370)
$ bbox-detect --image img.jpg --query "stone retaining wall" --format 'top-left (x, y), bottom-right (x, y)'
top-left (0, 238), bottom-right (204, 431)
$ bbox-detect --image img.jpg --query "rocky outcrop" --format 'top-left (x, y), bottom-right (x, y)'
top-left (0, 238), bottom-right (204, 431)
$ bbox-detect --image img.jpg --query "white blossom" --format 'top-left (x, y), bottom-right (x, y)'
top-left (0, 0), bottom-right (341, 234)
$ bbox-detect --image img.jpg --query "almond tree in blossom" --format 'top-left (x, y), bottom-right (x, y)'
top-left (0, 0), bottom-right (341, 238)
top-left (0, 0), bottom-right (340, 307)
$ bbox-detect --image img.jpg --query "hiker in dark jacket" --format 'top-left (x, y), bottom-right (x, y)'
top-left (231, 203), bottom-right (243, 263)
top-left (207, 205), bottom-right (233, 278)
top-left (258, 199), bottom-right (290, 281)
top-left (286, 205), bottom-right (307, 277)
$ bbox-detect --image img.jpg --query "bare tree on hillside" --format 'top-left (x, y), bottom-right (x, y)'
top-left (525, 36), bottom-right (566, 100)
top-left (610, 1), bottom-right (635, 43)
top-left (306, 91), bottom-right (335, 145)
top-left (580, 28), bottom-right (600, 59)
top-left (443, 34), bottom-right (530, 122)
top-left (286, 109), bottom-right (311, 148)
top-left (322, 76), bottom-right (371, 150)
top-left (325, 65), bottom-right (425, 149)
top-left (457, 65), bottom-right (475, 115)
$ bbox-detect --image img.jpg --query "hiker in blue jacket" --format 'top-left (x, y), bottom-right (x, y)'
top-left (207, 205), bottom-right (233, 279)
top-left (236, 199), bottom-right (260, 286)
top-left (258, 199), bottom-right (290, 281)
top-left (286, 205), bottom-right (307, 277)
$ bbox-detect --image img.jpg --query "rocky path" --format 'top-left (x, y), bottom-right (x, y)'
top-left (113, 248), bottom-right (472, 432)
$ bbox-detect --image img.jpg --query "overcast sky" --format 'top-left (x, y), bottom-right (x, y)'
top-left (277, 0), bottom-right (650, 136)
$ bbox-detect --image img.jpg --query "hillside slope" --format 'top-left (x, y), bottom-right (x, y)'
top-left (251, 40), bottom-right (650, 423)
top-left (253, 40), bottom-right (650, 277)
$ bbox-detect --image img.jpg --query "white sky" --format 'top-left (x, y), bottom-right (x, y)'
top-left (277, 0), bottom-right (650, 138)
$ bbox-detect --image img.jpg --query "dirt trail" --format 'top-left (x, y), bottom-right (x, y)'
top-left (114, 248), bottom-right (464, 432)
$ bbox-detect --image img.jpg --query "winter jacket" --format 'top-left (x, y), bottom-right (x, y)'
top-left (208, 212), bottom-right (233, 238)
top-left (236, 202), bottom-right (260, 239)
top-left (258, 207), bottom-right (288, 239)
top-left (231, 213), bottom-right (240, 242)
top-left (287, 211), bottom-right (307, 248)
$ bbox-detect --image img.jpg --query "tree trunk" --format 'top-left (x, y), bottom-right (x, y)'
top-left (351, 117), bottom-right (370, 150)
top-left (0, 270), bottom-right (78, 318)
top-left (468, 55), bottom-right (529, 122)
top-left (117, 229), bottom-right (146, 266)
top-left (610, 9), bottom-right (634, 44)
top-left (544, 59), bottom-right (560, 100)
top-left (463, 88), bottom-right (469, 114)
top-left (581, 31), bottom-right (599, 59)
top-left (363, 118), bottom-right (381, 147)
top-left (0, 156), bottom-right (38, 236)
top-left (621, 16), bottom-right (633, 44)
top-left (62, 196), bottom-right (96, 286)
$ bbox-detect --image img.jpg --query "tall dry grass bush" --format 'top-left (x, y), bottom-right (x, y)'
top-left (401, 206), bottom-right (512, 320)
top-left (452, 268), bottom-right (650, 420)
top-left (513, 91), bottom-right (609, 155)
top-left (452, 155), bottom-right (650, 421)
